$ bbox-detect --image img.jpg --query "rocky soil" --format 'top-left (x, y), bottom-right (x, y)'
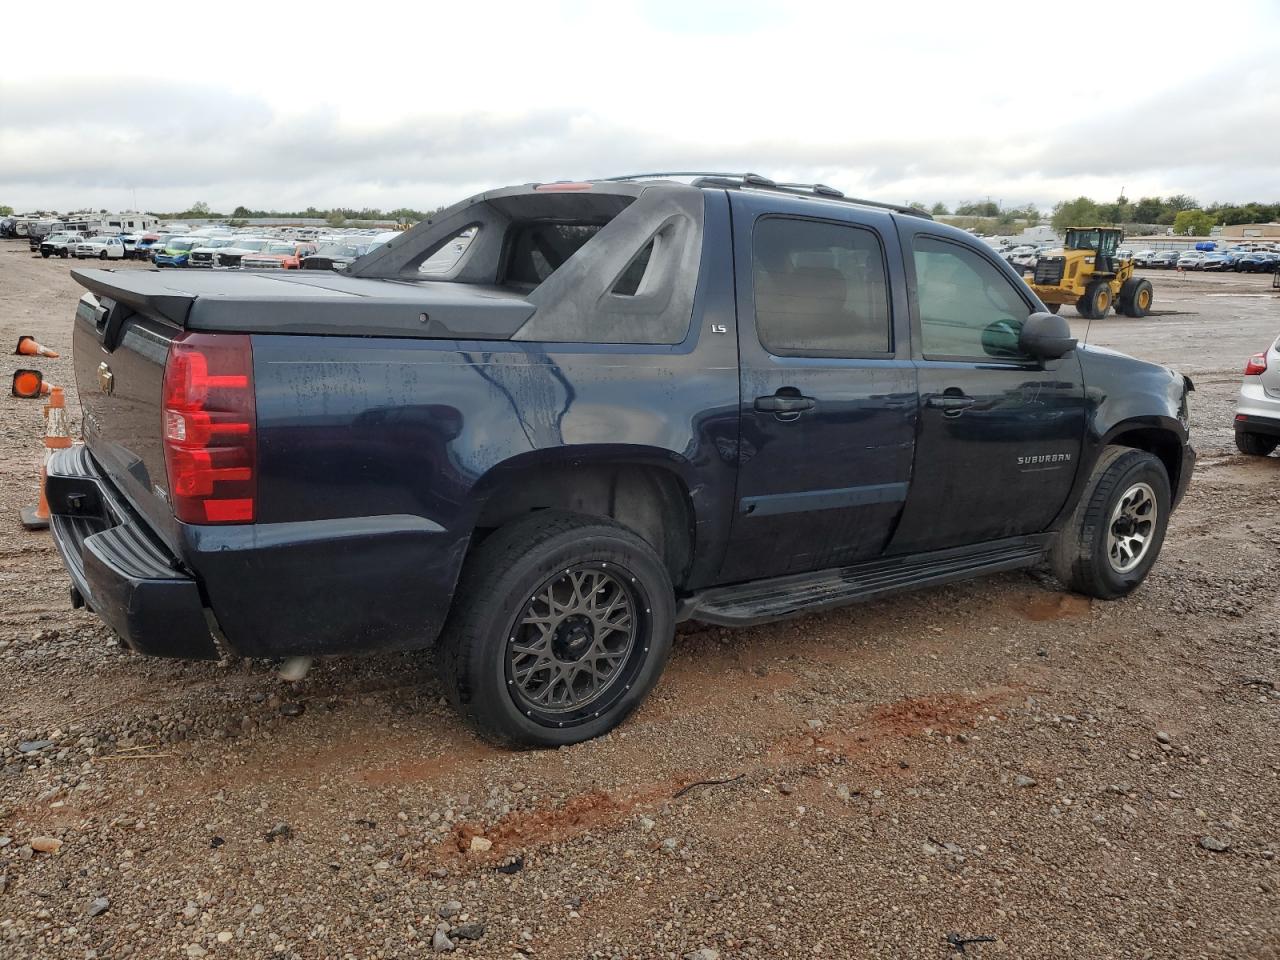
top-left (1, 245), bottom-right (1277, 959)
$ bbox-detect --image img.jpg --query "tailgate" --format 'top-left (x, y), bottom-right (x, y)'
top-left (71, 272), bottom-right (192, 551)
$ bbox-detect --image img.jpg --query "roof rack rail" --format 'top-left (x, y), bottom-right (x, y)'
top-left (600, 172), bottom-right (776, 185)
top-left (768, 182), bottom-right (933, 219)
top-left (598, 172), bottom-right (932, 219)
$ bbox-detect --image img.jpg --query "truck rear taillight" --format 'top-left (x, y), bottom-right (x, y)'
top-left (1244, 353), bottom-right (1268, 376)
top-left (162, 332), bottom-right (256, 524)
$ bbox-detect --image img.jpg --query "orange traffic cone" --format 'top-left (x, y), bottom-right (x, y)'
top-left (15, 336), bottom-right (59, 359)
top-left (20, 386), bottom-right (72, 531)
top-left (11, 369), bottom-right (51, 398)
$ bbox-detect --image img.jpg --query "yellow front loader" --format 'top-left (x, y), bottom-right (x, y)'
top-left (1024, 227), bottom-right (1154, 319)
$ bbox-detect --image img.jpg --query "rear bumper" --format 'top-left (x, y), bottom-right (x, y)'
top-left (46, 445), bottom-right (220, 659)
top-left (1234, 413), bottom-right (1280, 439)
top-left (46, 444), bottom-right (463, 661)
top-left (1235, 380), bottom-right (1280, 425)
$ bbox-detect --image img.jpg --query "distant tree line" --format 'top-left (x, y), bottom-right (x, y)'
top-left (900, 194), bottom-right (1280, 237)
top-left (909, 200), bottom-right (1042, 226)
top-left (148, 201), bottom-right (445, 224)
top-left (1046, 195), bottom-right (1280, 235)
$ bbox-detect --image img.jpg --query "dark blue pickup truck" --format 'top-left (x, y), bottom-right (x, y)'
top-left (46, 174), bottom-right (1195, 746)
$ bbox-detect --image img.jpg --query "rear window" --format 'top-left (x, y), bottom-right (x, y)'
top-left (503, 222), bottom-right (603, 288)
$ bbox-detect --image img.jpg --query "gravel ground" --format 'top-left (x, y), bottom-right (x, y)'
top-left (1, 244), bottom-right (1278, 960)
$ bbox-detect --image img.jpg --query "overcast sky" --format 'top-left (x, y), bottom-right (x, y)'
top-left (3, 1), bottom-right (1279, 215)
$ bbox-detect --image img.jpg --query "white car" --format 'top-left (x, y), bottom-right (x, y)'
top-left (74, 236), bottom-right (126, 260)
top-left (1176, 251), bottom-right (1208, 270)
top-left (1234, 334), bottom-right (1280, 457)
top-left (1004, 245), bottom-right (1039, 270)
top-left (188, 236), bottom-right (239, 268)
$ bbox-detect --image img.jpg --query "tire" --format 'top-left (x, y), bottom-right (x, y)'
top-left (60, 250), bottom-right (69, 258)
top-left (1083, 280), bottom-right (1112, 319)
top-left (437, 510), bottom-right (675, 747)
top-left (1046, 303), bottom-right (1061, 314)
top-left (1119, 278), bottom-right (1153, 318)
top-left (99, 250), bottom-right (108, 260)
top-left (1235, 432), bottom-right (1279, 457)
top-left (1051, 446), bottom-right (1171, 600)
top-left (40, 250), bottom-right (50, 258)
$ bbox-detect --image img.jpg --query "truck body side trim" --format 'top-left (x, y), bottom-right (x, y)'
top-left (739, 481), bottom-right (909, 517)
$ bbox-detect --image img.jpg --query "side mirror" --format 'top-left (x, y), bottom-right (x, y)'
top-left (1019, 311), bottom-right (1077, 360)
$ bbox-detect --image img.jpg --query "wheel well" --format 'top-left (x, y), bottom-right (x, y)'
top-left (472, 464), bottom-right (695, 587)
top-left (1108, 428), bottom-right (1182, 493)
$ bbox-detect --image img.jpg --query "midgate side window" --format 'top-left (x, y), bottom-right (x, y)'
top-left (752, 217), bottom-right (891, 357)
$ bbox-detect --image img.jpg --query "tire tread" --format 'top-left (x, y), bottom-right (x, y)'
top-left (437, 510), bottom-right (670, 747)
top-left (1051, 446), bottom-right (1167, 599)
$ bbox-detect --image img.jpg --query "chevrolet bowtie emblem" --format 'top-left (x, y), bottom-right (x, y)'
top-left (97, 361), bottom-right (114, 395)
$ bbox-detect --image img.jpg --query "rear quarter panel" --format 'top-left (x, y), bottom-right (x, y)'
top-left (200, 191), bottom-right (741, 656)
top-left (220, 335), bottom-right (739, 656)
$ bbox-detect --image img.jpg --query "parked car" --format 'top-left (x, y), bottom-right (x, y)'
top-left (212, 238), bottom-right (275, 269)
top-left (39, 233), bottom-right (81, 258)
top-left (1176, 251), bottom-right (1208, 270)
top-left (300, 239), bottom-right (376, 271)
top-left (26, 220), bottom-right (64, 250)
top-left (133, 234), bottom-right (167, 261)
top-left (73, 236), bottom-right (126, 260)
top-left (1004, 245), bottom-right (1039, 270)
top-left (153, 237), bottom-right (206, 268)
top-left (240, 240), bottom-right (318, 270)
top-left (300, 232), bottom-right (398, 271)
top-left (49, 175), bottom-right (1195, 747)
top-left (1132, 250), bottom-right (1159, 267)
top-left (1149, 251), bottom-right (1180, 269)
top-left (1200, 253), bottom-right (1232, 272)
top-left (1234, 335), bottom-right (1280, 457)
top-left (188, 237), bottom-right (239, 268)
top-left (1235, 252), bottom-right (1280, 273)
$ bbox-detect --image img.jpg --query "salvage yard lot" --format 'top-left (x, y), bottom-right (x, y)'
top-left (1, 246), bottom-right (1277, 959)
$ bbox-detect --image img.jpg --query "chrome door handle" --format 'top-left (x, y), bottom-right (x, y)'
top-left (754, 395), bottom-right (816, 413)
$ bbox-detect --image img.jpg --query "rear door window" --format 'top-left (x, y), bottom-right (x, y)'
top-left (751, 217), bottom-right (892, 357)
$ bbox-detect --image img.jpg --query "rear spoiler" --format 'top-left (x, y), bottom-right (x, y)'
top-left (71, 268), bottom-right (193, 326)
top-left (70, 268), bottom-right (537, 341)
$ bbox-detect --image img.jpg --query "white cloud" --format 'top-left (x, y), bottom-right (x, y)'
top-left (3, 0), bottom-right (1278, 212)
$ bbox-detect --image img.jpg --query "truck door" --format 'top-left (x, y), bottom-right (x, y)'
top-left (720, 193), bottom-right (917, 582)
top-left (887, 224), bottom-right (1086, 554)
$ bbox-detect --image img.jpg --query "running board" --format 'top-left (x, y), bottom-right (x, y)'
top-left (679, 536), bottom-right (1050, 627)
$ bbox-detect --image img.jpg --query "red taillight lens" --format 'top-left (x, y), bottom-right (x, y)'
top-left (162, 332), bottom-right (256, 524)
top-left (1244, 353), bottom-right (1268, 377)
